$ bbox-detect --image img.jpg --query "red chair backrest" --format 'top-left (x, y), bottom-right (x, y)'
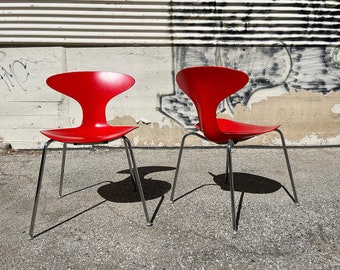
top-left (46, 71), bottom-right (135, 128)
top-left (176, 66), bottom-right (249, 142)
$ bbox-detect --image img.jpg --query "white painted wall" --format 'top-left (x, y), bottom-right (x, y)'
top-left (1, 46), bottom-right (339, 149)
top-left (0, 1), bottom-right (339, 149)
top-left (0, 47), bottom-right (174, 149)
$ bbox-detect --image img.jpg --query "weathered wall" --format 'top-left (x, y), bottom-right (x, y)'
top-left (0, 1), bottom-right (339, 149)
top-left (0, 46), bottom-right (174, 149)
top-left (0, 45), bottom-right (339, 149)
top-left (161, 46), bottom-right (340, 146)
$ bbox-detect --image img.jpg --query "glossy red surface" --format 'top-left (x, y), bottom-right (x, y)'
top-left (43, 71), bottom-right (137, 143)
top-left (176, 66), bottom-right (279, 144)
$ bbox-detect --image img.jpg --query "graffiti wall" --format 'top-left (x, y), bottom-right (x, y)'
top-left (160, 46), bottom-right (340, 128)
top-left (0, 1), bottom-right (339, 149)
top-left (0, 45), bottom-right (339, 149)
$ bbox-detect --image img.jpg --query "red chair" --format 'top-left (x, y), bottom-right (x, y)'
top-left (29, 71), bottom-right (151, 239)
top-left (170, 66), bottom-right (299, 235)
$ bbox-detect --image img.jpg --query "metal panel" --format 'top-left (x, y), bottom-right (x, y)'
top-left (171, 0), bottom-right (340, 46)
top-left (0, 0), bottom-right (339, 46)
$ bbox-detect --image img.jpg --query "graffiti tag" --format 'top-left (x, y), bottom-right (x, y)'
top-left (0, 52), bottom-right (30, 92)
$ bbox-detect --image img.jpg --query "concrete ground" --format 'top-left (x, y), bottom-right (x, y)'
top-left (0, 146), bottom-right (339, 269)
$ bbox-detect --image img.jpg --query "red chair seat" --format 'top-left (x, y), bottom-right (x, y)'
top-left (41, 126), bottom-right (137, 144)
top-left (195, 119), bottom-right (280, 143)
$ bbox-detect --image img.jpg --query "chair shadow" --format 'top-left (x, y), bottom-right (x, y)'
top-left (173, 172), bottom-right (283, 203)
top-left (98, 166), bottom-right (174, 223)
top-left (213, 172), bottom-right (298, 231)
top-left (97, 166), bottom-right (173, 203)
top-left (32, 199), bottom-right (107, 239)
top-left (211, 172), bottom-right (296, 202)
top-left (32, 166), bottom-right (173, 238)
top-left (174, 172), bottom-right (295, 232)
top-left (211, 172), bottom-right (282, 194)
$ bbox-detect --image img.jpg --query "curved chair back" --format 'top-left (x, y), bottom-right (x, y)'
top-left (176, 66), bottom-right (249, 143)
top-left (46, 71), bottom-right (135, 128)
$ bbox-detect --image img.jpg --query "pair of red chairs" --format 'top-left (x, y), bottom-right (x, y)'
top-left (29, 67), bottom-right (299, 238)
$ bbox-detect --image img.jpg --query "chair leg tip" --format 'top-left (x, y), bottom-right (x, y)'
top-left (146, 222), bottom-right (153, 227)
top-left (232, 230), bottom-right (238, 238)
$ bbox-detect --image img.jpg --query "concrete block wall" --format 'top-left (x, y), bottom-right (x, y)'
top-left (0, 46), bottom-right (339, 149)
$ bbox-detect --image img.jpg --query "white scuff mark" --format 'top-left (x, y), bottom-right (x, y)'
top-left (108, 140), bottom-right (123, 147)
top-left (144, 140), bottom-right (155, 147)
top-left (295, 134), bottom-right (329, 146)
top-left (246, 85), bottom-right (288, 109)
top-left (133, 136), bottom-right (139, 146)
top-left (331, 104), bottom-right (340, 114)
top-left (291, 134), bottom-right (339, 146)
top-left (202, 140), bottom-right (216, 147)
top-left (136, 116), bottom-right (179, 129)
top-left (137, 118), bottom-right (152, 125)
top-left (159, 117), bottom-right (175, 128)
top-left (265, 133), bottom-right (340, 146)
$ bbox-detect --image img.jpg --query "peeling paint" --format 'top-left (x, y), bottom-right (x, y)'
top-left (295, 134), bottom-right (340, 147)
top-left (232, 91), bottom-right (340, 143)
top-left (331, 104), bottom-right (340, 114)
top-left (246, 85), bottom-right (288, 109)
top-left (108, 116), bottom-right (185, 147)
top-left (137, 119), bottom-right (152, 125)
top-left (1, 45), bottom-right (339, 149)
top-left (133, 136), bottom-right (139, 146)
top-left (108, 93), bottom-right (340, 147)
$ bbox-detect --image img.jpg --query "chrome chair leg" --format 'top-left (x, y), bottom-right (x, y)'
top-left (59, 143), bottom-right (67, 197)
top-left (227, 140), bottom-right (237, 235)
top-left (29, 139), bottom-right (54, 239)
top-left (123, 139), bottom-right (137, 191)
top-left (170, 131), bottom-right (200, 203)
top-left (225, 143), bottom-right (230, 183)
top-left (123, 136), bottom-right (152, 226)
top-left (276, 129), bottom-right (299, 206)
top-left (171, 132), bottom-right (238, 235)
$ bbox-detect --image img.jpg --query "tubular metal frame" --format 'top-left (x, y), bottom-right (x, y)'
top-left (170, 129), bottom-right (299, 235)
top-left (29, 136), bottom-right (151, 239)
